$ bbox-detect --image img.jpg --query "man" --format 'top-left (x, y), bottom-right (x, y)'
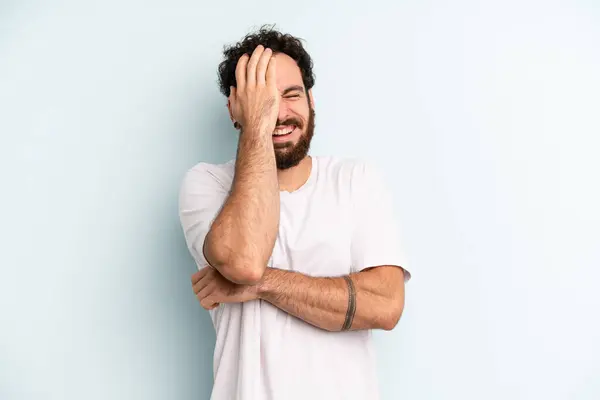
top-left (178, 26), bottom-right (411, 400)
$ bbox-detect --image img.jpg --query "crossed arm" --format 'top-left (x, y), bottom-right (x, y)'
top-left (191, 264), bottom-right (405, 332)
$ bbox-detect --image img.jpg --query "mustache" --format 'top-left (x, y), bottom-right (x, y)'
top-left (276, 117), bottom-right (304, 129)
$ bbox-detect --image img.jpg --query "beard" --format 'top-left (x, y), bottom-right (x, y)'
top-left (273, 107), bottom-right (315, 170)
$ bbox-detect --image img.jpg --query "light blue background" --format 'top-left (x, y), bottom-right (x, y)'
top-left (1, 1), bottom-right (599, 399)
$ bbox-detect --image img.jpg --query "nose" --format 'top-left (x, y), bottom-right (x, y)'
top-left (277, 98), bottom-right (291, 124)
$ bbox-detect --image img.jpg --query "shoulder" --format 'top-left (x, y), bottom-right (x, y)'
top-left (180, 160), bottom-right (235, 193)
top-left (178, 161), bottom-right (234, 213)
top-left (315, 155), bottom-right (367, 178)
top-left (315, 156), bottom-right (385, 188)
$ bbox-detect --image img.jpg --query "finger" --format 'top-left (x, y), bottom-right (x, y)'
top-left (200, 295), bottom-right (219, 310)
top-left (191, 266), bottom-right (210, 285)
top-left (192, 268), bottom-right (214, 294)
top-left (256, 48), bottom-right (272, 85)
top-left (197, 280), bottom-right (215, 300)
top-left (235, 54), bottom-right (249, 91)
top-left (266, 55), bottom-right (277, 89)
top-left (246, 45), bottom-right (265, 88)
top-left (200, 298), bottom-right (218, 310)
top-left (193, 273), bottom-right (213, 295)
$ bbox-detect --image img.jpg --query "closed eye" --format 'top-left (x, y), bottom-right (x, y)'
top-left (281, 85), bottom-right (305, 99)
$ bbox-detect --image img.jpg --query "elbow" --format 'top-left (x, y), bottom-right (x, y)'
top-left (380, 300), bottom-right (405, 331)
top-left (203, 236), bottom-right (266, 285)
top-left (381, 312), bottom-right (402, 331)
top-left (220, 260), bottom-right (266, 285)
top-left (208, 253), bottom-right (266, 284)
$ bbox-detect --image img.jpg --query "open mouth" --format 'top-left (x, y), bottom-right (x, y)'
top-left (272, 125), bottom-right (296, 138)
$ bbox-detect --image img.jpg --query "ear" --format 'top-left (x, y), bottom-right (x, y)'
top-left (227, 98), bottom-right (240, 129)
top-left (307, 89), bottom-right (315, 109)
top-left (227, 99), bottom-right (235, 124)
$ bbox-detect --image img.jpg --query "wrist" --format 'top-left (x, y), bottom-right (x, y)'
top-left (241, 118), bottom-right (275, 137)
top-left (239, 127), bottom-right (275, 147)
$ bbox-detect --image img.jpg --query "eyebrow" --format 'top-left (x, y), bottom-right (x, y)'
top-left (281, 85), bottom-right (305, 96)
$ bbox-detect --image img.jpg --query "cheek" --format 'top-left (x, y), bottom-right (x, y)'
top-left (290, 104), bottom-right (310, 123)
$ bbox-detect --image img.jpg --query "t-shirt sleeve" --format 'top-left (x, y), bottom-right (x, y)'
top-left (350, 162), bottom-right (412, 281)
top-left (178, 164), bottom-right (229, 269)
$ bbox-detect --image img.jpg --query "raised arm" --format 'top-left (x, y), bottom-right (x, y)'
top-left (203, 46), bottom-right (280, 284)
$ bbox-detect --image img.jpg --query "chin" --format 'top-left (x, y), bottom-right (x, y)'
top-left (274, 142), bottom-right (296, 151)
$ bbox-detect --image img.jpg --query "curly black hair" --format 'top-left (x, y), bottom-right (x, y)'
top-left (217, 25), bottom-right (315, 97)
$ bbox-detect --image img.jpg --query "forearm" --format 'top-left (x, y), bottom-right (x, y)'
top-left (257, 266), bottom-right (404, 332)
top-left (205, 130), bottom-right (279, 284)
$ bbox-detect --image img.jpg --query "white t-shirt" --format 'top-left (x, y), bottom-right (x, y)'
top-left (179, 156), bottom-right (411, 400)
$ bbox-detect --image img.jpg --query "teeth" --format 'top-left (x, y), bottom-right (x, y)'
top-left (273, 127), bottom-right (294, 136)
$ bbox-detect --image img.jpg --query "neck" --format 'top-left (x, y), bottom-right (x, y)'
top-left (277, 156), bottom-right (312, 192)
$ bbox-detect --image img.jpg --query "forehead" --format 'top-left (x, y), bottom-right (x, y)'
top-left (273, 52), bottom-right (304, 91)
